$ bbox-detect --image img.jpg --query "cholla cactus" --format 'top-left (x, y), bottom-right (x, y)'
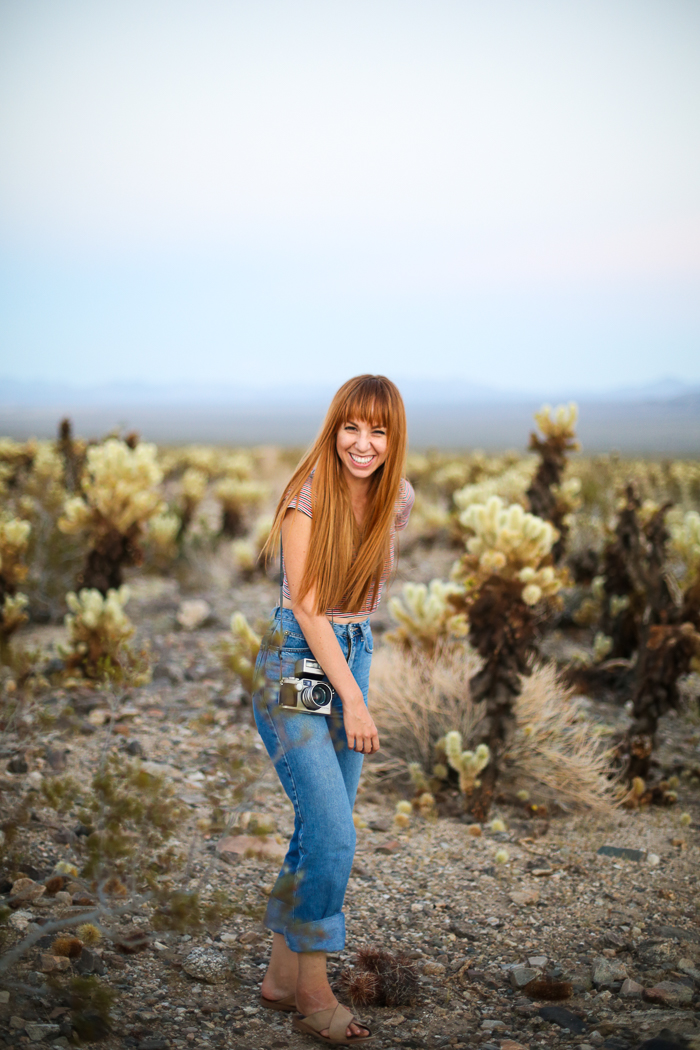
top-left (61, 586), bottom-right (147, 681)
top-left (526, 403), bottom-right (580, 562)
top-left (217, 612), bottom-right (263, 700)
top-left (670, 510), bottom-right (700, 577)
top-left (214, 478), bottom-right (268, 538)
top-left (402, 495), bottom-right (451, 549)
top-left (448, 496), bottom-right (567, 818)
top-left (175, 467), bottom-right (208, 539)
top-left (386, 579), bottom-right (468, 653)
top-left (443, 733), bottom-right (490, 796)
top-left (0, 517), bottom-right (32, 592)
top-left (453, 461), bottom-right (536, 516)
top-left (143, 509), bottom-right (180, 569)
top-left (456, 496), bottom-right (564, 599)
top-left (59, 439), bottom-right (164, 593)
top-left (0, 516), bottom-right (32, 642)
top-left (230, 515), bottom-right (273, 578)
top-left (1, 593), bottom-right (29, 643)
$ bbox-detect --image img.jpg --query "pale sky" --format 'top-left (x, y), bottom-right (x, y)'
top-left (1, 0), bottom-right (699, 392)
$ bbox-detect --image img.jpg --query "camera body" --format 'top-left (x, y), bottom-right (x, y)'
top-left (279, 658), bottom-right (334, 715)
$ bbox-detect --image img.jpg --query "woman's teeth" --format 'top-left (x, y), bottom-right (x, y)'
top-left (350, 453), bottom-right (374, 465)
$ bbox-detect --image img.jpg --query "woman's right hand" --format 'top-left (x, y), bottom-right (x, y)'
top-left (343, 697), bottom-right (380, 754)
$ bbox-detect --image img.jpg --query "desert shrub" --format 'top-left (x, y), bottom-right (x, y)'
top-left (451, 497), bottom-right (567, 814)
top-left (217, 612), bottom-right (264, 701)
top-left (59, 438), bottom-right (164, 593)
top-left (142, 508), bottom-right (180, 570)
top-left (176, 466), bottom-right (208, 539)
top-left (60, 586), bottom-right (150, 683)
top-left (386, 579), bottom-right (468, 653)
top-left (0, 516), bottom-right (32, 647)
top-left (14, 442), bottom-right (84, 622)
top-left (369, 644), bottom-right (483, 775)
top-left (371, 646), bottom-right (615, 813)
top-left (230, 515), bottom-right (274, 578)
top-left (453, 460), bottom-right (536, 516)
top-left (505, 662), bottom-right (616, 812)
top-left (526, 402), bottom-right (581, 562)
top-left (214, 477), bottom-right (268, 538)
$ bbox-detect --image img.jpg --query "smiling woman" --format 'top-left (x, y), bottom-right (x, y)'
top-left (249, 375), bottom-right (414, 1043)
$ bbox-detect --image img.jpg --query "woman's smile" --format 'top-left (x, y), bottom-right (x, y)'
top-left (337, 420), bottom-right (388, 480)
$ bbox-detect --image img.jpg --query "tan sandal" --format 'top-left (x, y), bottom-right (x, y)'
top-left (260, 991), bottom-right (297, 1012)
top-left (292, 1003), bottom-right (372, 1044)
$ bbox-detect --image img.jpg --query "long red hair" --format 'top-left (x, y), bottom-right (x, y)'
top-left (264, 375), bottom-right (407, 614)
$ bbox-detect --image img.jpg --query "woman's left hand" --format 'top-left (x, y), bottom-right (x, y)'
top-left (343, 698), bottom-right (380, 754)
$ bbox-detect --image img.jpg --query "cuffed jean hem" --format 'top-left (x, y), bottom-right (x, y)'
top-left (265, 895), bottom-right (346, 953)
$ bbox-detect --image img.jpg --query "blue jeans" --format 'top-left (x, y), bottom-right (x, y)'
top-left (252, 607), bottom-right (373, 953)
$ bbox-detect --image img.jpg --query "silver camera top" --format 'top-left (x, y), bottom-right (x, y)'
top-left (293, 657), bottom-right (325, 678)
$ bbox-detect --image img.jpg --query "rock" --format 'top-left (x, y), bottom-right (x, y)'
top-left (677, 958), bottom-right (700, 983)
top-left (643, 981), bottom-right (693, 1006)
top-left (54, 891), bottom-right (72, 905)
top-left (480, 1020), bottom-right (506, 1031)
top-left (25, 1023), bottom-right (61, 1042)
top-left (115, 927), bottom-right (150, 954)
top-left (183, 947), bottom-right (230, 984)
top-left (538, 1006), bottom-right (587, 1034)
top-left (75, 948), bottom-right (106, 975)
top-left (7, 754), bottom-right (28, 774)
top-left (368, 819), bottom-right (390, 832)
top-left (216, 834), bottom-right (286, 864)
top-left (619, 978), bottom-right (643, 998)
top-left (39, 955), bottom-right (71, 973)
top-left (528, 955), bottom-right (548, 967)
top-left (44, 748), bottom-right (68, 771)
top-left (422, 961), bottom-right (446, 976)
top-left (646, 853), bottom-right (660, 867)
top-left (138, 1040), bottom-right (169, 1050)
top-left (510, 966), bottom-right (539, 989)
top-left (87, 708), bottom-right (110, 726)
top-left (500, 1042), bottom-right (528, 1050)
top-left (0, 990), bottom-right (9, 1004)
top-left (123, 739), bottom-right (145, 757)
top-left (374, 840), bottom-right (402, 854)
top-left (597, 845), bottom-right (646, 862)
top-left (8, 910), bottom-right (33, 931)
top-left (636, 1030), bottom-right (698, 1050)
top-left (509, 888), bottom-right (540, 906)
top-left (239, 930), bottom-right (262, 945)
top-left (176, 599), bottom-right (212, 631)
top-left (592, 956), bottom-right (627, 988)
top-left (10, 878), bottom-right (46, 903)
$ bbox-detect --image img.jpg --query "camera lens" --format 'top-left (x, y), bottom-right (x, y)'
top-left (301, 682), bottom-right (332, 711)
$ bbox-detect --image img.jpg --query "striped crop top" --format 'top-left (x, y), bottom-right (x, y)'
top-left (281, 474), bottom-right (415, 617)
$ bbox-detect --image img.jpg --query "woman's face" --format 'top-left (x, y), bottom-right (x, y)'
top-left (336, 418), bottom-right (388, 481)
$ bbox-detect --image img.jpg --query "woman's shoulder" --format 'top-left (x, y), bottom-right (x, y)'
top-left (287, 472), bottom-right (314, 518)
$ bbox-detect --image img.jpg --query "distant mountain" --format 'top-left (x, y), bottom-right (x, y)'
top-left (1, 375), bottom-right (700, 407)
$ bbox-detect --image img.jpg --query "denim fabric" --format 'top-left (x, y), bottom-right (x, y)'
top-left (252, 607), bottom-right (373, 953)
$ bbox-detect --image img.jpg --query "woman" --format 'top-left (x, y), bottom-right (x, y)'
top-left (253, 375), bottom-right (414, 1045)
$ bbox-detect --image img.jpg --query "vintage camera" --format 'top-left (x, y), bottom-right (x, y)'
top-left (279, 658), bottom-right (334, 715)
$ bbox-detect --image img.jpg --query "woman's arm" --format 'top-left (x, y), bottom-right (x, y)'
top-left (282, 509), bottom-right (379, 754)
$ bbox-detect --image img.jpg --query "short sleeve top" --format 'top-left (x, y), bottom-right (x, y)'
top-left (282, 474), bottom-right (415, 617)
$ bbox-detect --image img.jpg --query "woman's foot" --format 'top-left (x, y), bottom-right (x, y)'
top-left (296, 988), bottom-right (369, 1040)
top-left (261, 933), bottom-right (298, 1006)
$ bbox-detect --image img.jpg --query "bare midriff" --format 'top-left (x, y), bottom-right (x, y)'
top-left (281, 599), bottom-right (369, 624)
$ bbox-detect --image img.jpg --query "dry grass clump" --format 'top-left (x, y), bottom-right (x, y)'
top-left (369, 643), bottom-right (483, 775)
top-left (371, 645), bottom-right (616, 813)
top-left (505, 662), bottom-right (616, 812)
